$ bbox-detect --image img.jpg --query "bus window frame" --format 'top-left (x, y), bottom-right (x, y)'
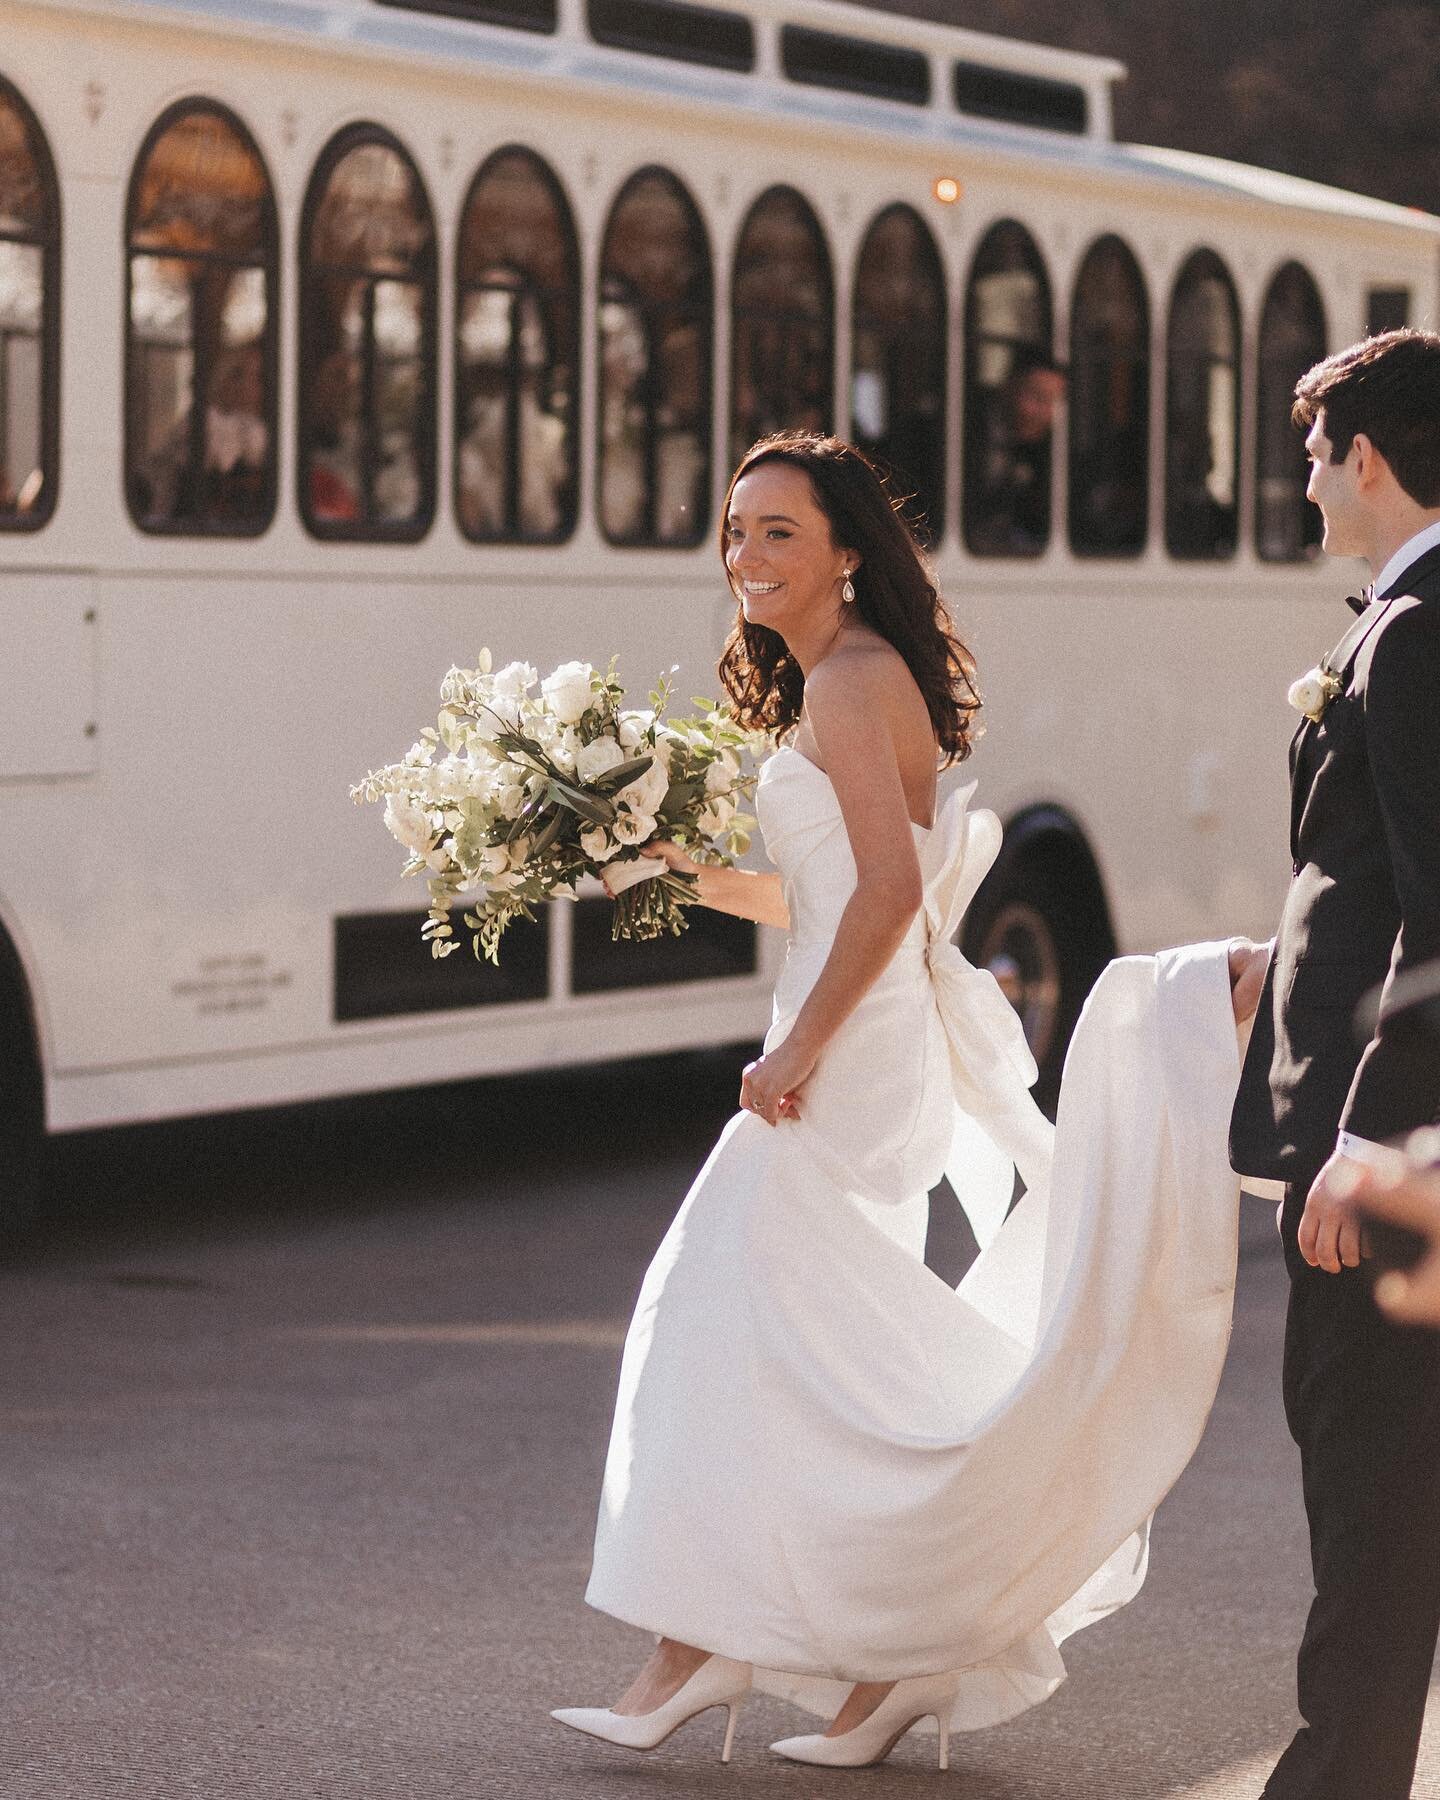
top-left (297, 120), bottom-right (439, 546)
top-left (1255, 259), bottom-right (1327, 567)
top-left (850, 200), bottom-right (947, 544)
top-left (1163, 245), bottom-right (1242, 564)
top-left (122, 97), bottom-right (280, 541)
top-left (960, 215), bottom-right (1056, 560)
top-left (1067, 231), bottom-right (1151, 562)
top-left (729, 183), bottom-right (835, 468)
top-left (595, 163), bottom-right (714, 550)
top-left (454, 143), bottom-right (581, 547)
top-left (0, 73), bottom-right (60, 535)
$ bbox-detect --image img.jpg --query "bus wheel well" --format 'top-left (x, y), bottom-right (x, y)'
top-left (0, 922), bottom-right (45, 1227)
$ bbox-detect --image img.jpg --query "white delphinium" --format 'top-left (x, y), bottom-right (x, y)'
top-left (383, 792), bottom-right (437, 855)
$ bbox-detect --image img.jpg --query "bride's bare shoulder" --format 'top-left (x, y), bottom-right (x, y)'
top-left (805, 638), bottom-right (912, 709)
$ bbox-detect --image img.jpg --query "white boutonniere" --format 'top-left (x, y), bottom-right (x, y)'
top-left (1288, 664), bottom-right (1343, 723)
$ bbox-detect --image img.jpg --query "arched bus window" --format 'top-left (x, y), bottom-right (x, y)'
top-left (851, 204), bottom-right (945, 541)
top-left (730, 186), bottom-right (833, 464)
top-left (0, 80), bottom-right (58, 531)
top-left (597, 167), bottom-right (712, 547)
top-left (125, 102), bottom-right (277, 537)
top-left (962, 219), bottom-right (1057, 558)
top-left (299, 125), bottom-right (436, 541)
top-left (455, 147), bottom-right (578, 544)
top-left (1165, 249), bottom-right (1240, 560)
top-left (1068, 235), bottom-right (1150, 559)
top-left (1256, 262), bottom-right (1326, 563)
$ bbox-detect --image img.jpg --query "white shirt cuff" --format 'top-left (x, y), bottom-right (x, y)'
top-left (1337, 1130), bottom-right (1394, 1167)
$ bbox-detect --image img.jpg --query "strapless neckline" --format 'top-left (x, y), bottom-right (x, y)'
top-left (771, 743), bottom-right (934, 835)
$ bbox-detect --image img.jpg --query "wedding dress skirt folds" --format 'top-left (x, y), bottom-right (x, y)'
top-left (585, 746), bottom-right (1242, 1731)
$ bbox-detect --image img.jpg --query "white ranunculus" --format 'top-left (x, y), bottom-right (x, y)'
top-left (612, 807), bottom-right (657, 846)
top-left (541, 660), bottom-right (595, 725)
top-left (697, 794), bottom-right (736, 836)
top-left (616, 755), bottom-right (669, 817)
top-left (580, 823), bottom-right (621, 864)
top-left (492, 660), bottom-right (537, 699)
top-left (704, 751), bottom-right (740, 795)
top-left (440, 666), bottom-right (469, 705)
top-left (384, 792), bottom-right (436, 854)
top-left (1288, 668), bottom-right (1337, 722)
top-left (574, 734), bottom-right (626, 784)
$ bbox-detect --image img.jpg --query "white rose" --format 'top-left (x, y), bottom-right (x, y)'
top-left (617, 711), bottom-right (650, 750)
top-left (704, 751), bottom-right (740, 795)
top-left (507, 834), bottom-right (533, 869)
top-left (476, 845), bottom-right (511, 879)
top-left (574, 734), bottom-right (626, 784)
top-left (541, 660), bottom-right (595, 725)
top-left (493, 778), bottom-right (528, 820)
top-left (697, 794), bottom-right (736, 836)
top-left (383, 793), bottom-right (436, 855)
top-left (492, 660), bottom-right (537, 699)
top-left (612, 808), bottom-right (658, 846)
top-left (548, 727), bottom-right (581, 776)
top-left (616, 755), bottom-right (669, 817)
top-left (480, 692), bottom-right (524, 733)
top-left (580, 824), bottom-right (621, 864)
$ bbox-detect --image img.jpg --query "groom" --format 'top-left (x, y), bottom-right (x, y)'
top-left (1230, 329), bottom-right (1440, 1799)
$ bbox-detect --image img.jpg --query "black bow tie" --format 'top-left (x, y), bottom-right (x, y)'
top-left (1344, 585), bottom-right (1376, 615)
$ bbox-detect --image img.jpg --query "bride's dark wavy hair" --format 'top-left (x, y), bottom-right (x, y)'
top-left (717, 434), bottom-right (981, 765)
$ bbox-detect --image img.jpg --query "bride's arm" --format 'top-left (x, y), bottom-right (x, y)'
top-left (603, 836), bottom-right (790, 929)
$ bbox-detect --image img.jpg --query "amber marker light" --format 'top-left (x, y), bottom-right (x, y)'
top-left (933, 177), bottom-right (962, 205)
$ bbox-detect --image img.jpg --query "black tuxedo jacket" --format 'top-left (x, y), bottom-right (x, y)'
top-left (1230, 542), bottom-right (1440, 1184)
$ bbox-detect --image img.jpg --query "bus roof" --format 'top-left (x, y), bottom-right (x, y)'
top-left (71, 0), bottom-right (1440, 235)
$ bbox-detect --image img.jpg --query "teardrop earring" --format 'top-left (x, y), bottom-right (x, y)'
top-left (841, 573), bottom-right (856, 604)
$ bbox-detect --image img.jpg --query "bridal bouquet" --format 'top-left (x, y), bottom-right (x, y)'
top-left (352, 652), bottom-right (761, 962)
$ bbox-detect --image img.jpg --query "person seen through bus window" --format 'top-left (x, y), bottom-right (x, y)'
top-left (969, 347), bottom-right (1065, 555)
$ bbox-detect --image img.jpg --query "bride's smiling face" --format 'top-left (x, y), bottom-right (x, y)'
top-left (724, 463), bottom-right (856, 637)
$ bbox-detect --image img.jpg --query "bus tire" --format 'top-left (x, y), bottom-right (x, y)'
top-left (0, 929), bottom-right (45, 1232)
top-left (962, 816), bottom-right (1115, 1116)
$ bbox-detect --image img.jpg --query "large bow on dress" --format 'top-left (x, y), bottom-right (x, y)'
top-left (921, 784), bottom-right (1057, 1250)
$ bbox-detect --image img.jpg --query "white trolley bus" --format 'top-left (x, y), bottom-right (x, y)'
top-left (2, 0), bottom-right (1437, 1212)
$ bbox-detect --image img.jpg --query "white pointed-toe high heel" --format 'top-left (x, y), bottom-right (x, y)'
top-left (769, 1671), bottom-right (960, 1769)
top-left (551, 1653), bottom-right (752, 1762)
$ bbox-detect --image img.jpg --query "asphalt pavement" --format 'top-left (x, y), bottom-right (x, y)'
top-left (4, 1049), bottom-right (1439, 1799)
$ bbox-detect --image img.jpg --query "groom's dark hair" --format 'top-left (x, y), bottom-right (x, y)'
top-left (1294, 329), bottom-right (1440, 506)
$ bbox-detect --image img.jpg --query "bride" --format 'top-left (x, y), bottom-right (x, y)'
top-left (552, 433), bottom-right (1267, 1769)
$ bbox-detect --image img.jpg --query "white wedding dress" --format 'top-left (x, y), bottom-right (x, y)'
top-left (584, 744), bottom-right (1243, 1732)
